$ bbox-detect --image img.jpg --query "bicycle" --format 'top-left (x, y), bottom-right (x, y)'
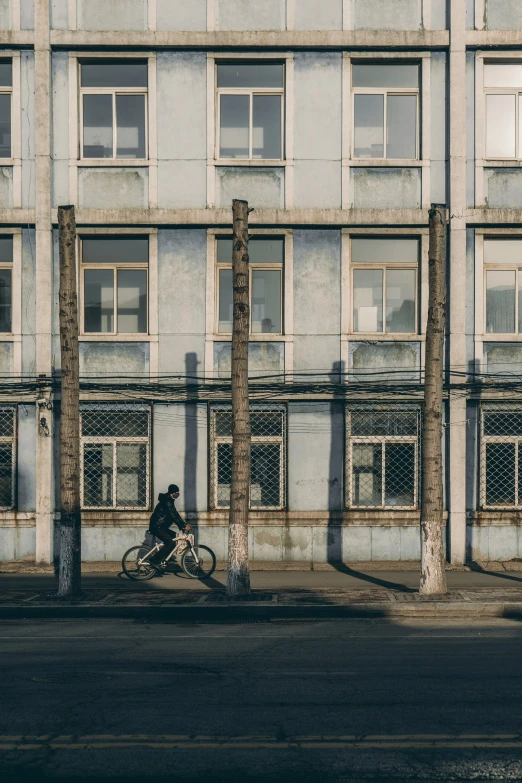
top-left (122, 531), bottom-right (216, 581)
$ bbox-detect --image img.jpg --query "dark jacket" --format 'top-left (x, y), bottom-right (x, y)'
top-left (149, 493), bottom-right (185, 532)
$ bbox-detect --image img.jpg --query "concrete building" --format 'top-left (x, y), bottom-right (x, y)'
top-left (2, 0), bottom-right (522, 567)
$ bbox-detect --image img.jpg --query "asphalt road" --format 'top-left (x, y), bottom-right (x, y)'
top-left (2, 618), bottom-right (522, 782)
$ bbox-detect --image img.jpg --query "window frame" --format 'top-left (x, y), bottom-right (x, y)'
top-left (215, 236), bottom-right (285, 336)
top-left (215, 62), bottom-right (286, 162)
top-left (79, 236), bottom-right (149, 337)
top-left (350, 238), bottom-right (420, 336)
top-left (345, 408), bottom-right (421, 511)
top-left (0, 406), bottom-right (17, 511)
top-left (480, 406), bottom-right (522, 510)
top-left (483, 62), bottom-right (522, 162)
top-left (209, 405), bottom-right (287, 511)
top-left (351, 72), bottom-right (420, 161)
top-left (78, 61), bottom-right (149, 163)
top-left (0, 59), bottom-right (12, 162)
top-left (80, 407), bottom-right (151, 512)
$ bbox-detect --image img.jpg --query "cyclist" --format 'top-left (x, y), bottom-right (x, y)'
top-left (149, 484), bottom-right (191, 568)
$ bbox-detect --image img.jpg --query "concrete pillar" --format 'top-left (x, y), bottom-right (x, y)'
top-left (34, 0), bottom-right (54, 565)
top-left (448, 0), bottom-right (467, 565)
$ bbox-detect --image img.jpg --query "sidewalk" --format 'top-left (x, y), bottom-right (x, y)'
top-left (3, 567), bottom-right (522, 619)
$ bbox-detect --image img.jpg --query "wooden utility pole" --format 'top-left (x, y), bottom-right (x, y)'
top-left (226, 199), bottom-right (251, 598)
top-left (57, 205), bottom-right (82, 599)
top-left (420, 204), bottom-right (448, 596)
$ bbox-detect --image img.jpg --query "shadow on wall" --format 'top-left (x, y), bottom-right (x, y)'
top-left (184, 352), bottom-right (199, 518)
top-left (327, 361), bottom-right (415, 593)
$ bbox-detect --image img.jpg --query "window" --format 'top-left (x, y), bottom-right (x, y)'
top-left (80, 407), bottom-right (150, 510)
top-left (81, 237), bottom-right (148, 335)
top-left (352, 63), bottom-right (420, 160)
top-left (216, 237), bottom-right (284, 334)
top-left (0, 237), bottom-right (12, 333)
top-left (0, 61), bottom-right (12, 158)
top-left (483, 239), bottom-right (522, 334)
top-left (0, 407), bottom-right (16, 509)
top-left (217, 63), bottom-right (284, 160)
top-left (210, 406), bottom-right (286, 510)
top-left (351, 238), bottom-right (418, 334)
top-left (483, 63), bottom-right (522, 159)
top-left (80, 60), bottom-right (148, 160)
top-left (480, 406), bottom-right (522, 509)
top-left (346, 408), bottom-right (420, 509)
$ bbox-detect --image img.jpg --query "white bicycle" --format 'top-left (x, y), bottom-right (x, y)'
top-left (122, 532), bottom-right (216, 581)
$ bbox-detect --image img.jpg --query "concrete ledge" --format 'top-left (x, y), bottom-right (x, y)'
top-left (467, 31), bottom-right (522, 47)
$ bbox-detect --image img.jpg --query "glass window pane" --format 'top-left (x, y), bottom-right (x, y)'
top-left (0, 94), bottom-right (11, 158)
top-left (353, 269), bottom-right (383, 332)
top-left (385, 443), bottom-right (415, 506)
top-left (251, 270), bottom-right (281, 333)
top-left (117, 270), bottom-right (147, 333)
top-left (0, 237), bottom-right (12, 262)
top-left (351, 411), bottom-right (418, 437)
top-left (484, 239), bottom-right (522, 264)
top-left (387, 94), bottom-right (417, 159)
top-left (84, 269), bottom-right (114, 332)
top-left (83, 443), bottom-right (113, 507)
top-left (81, 61), bottom-right (148, 88)
top-left (252, 95), bottom-right (282, 159)
top-left (81, 410), bottom-right (149, 438)
top-left (218, 269), bottom-right (233, 333)
top-left (116, 94), bottom-right (146, 159)
top-left (251, 411), bottom-right (284, 437)
top-left (352, 64), bottom-right (419, 89)
top-left (83, 94), bottom-right (113, 158)
top-left (0, 443), bottom-right (12, 507)
top-left (352, 238), bottom-right (418, 264)
top-left (220, 94), bottom-right (249, 158)
top-left (484, 64), bottom-right (522, 89)
top-left (251, 443), bottom-right (281, 508)
top-left (82, 237), bottom-right (148, 264)
top-left (116, 443), bottom-right (147, 507)
top-left (352, 444), bottom-right (382, 506)
top-left (386, 269), bottom-right (416, 333)
top-left (354, 94), bottom-right (384, 158)
top-left (486, 94), bottom-right (516, 158)
top-left (216, 442), bottom-right (232, 507)
top-left (217, 64), bottom-right (284, 88)
top-left (486, 270), bottom-right (516, 333)
top-left (518, 276), bottom-right (522, 334)
top-left (0, 62), bottom-right (12, 87)
top-left (0, 269), bottom-right (12, 332)
top-left (485, 442), bottom-right (515, 506)
top-left (217, 237), bottom-right (284, 263)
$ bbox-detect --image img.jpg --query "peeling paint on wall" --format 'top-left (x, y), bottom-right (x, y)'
top-left (216, 167), bottom-right (284, 209)
top-left (214, 342), bottom-right (284, 379)
top-left (79, 343), bottom-right (150, 380)
top-left (349, 341), bottom-right (421, 382)
top-left (486, 169), bottom-right (522, 209)
top-left (352, 168), bottom-right (421, 209)
top-left (78, 168), bottom-right (148, 209)
top-left (484, 343), bottom-right (522, 376)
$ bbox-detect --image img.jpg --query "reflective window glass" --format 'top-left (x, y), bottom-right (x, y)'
top-left (117, 270), bottom-right (147, 333)
top-left (219, 95), bottom-right (249, 158)
top-left (484, 64), bottom-right (522, 89)
top-left (218, 269), bottom-right (233, 333)
top-left (354, 94), bottom-right (384, 158)
top-left (84, 269), bottom-right (114, 333)
top-left (81, 62), bottom-right (148, 88)
top-left (0, 62), bottom-right (12, 87)
top-left (83, 94), bottom-right (113, 158)
top-left (251, 270), bottom-right (281, 333)
top-left (486, 270), bottom-right (516, 333)
top-left (386, 269), bottom-right (416, 333)
top-left (387, 94), bottom-right (417, 158)
top-left (217, 64), bottom-right (284, 88)
top-left (116, 95), bottom-right (146, 158)
top-left (486, 94), bottom-right (516, 158)
top-left (352, 64), bottom-right (419, 89)
top-left (0, 237), bottom-right (13, 263)
top-left (0, 269), bottom-right (12, 333)
top-left (0, 94), bottom-right (11, 158)
top-left (253, 95), bottom-right (282, 159)
top-left (484, 239), bottom-right (522, 264)
top-left (353, 269), bottom-right (383, 332)
top-left (82, 238), bottom-right (149, 264)
top-left (352, 238), bottom-right (418, 263)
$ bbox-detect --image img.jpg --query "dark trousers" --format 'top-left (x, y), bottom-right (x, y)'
top-left (151, 527), bottom-right (176, 561)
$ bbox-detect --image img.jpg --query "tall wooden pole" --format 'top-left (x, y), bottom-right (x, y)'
top-left (226, 199), bottom-right (251, 598)
top-left (420, 204), bottom-right (448, 596)
top-left (57, 205), bottom-right (81, 599)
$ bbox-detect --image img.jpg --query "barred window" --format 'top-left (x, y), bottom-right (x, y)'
top-left (0, 407), bottom-right (16, 509)
top-left (80, 407), bottom-right (150, 510)
top-left (210, 406), bottom-right (286, 510)
top-left (480, 406), bottom-right (522, 508)
top-left (346, 408), bottom-right (420, 509)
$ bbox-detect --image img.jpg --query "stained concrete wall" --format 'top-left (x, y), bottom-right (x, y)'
top-left (52, 52), bottom-right (69, 207)
top-left (214, 342), bottom-right (285, 379)
top-left (468, 526), bottom-right (522, 561)
top-left (293, 230), bottom-right (341, 376)
top-left (0, 342), bottom-right (14, 374)
top-left (431, 53), bottom-right (447, 204)
top-left (21, 52), bottom-right (35, 209)
top-left (157, 0), bottom-right (207, 31)
top-left (157, 229), bottom-right (207, 376)
top-left (483, 343), bottom-right (522, 376)
top-left (352, 168), bottom-right (421, 209)
top-left (293, 53), bottom-right (342, 208)
top-left (18, 404), bottom-right (36, 512)
top-left (294, 0), bottom-right (343, 31)
top-left (0, 527), bottom-right (36, 561)
top-left (352, 0), bottom-right (422, 30)
top-left (0, 168), bottom-right (12, 208)
top-left (78, 0), bottom-right (147, 31)
top-left (431, 0), bottom-right (447, 29)
top-left (486, 0), bottom-right (522, 30)
top-left (51, 0), bottom-right (68, 28)
top-left (466, 0), bottom-right (475, 28)
top-left (215, 0), bottom-right (285, 31)
top-left (79, 343), bottom-right (150, 379)
top-left (486, 169), bottom-right (522, 209)
top-left (21, 229), bottom-right (36, 377)
top-left (216, 168), bottom-right (284, 209)
top-left (349, 342), bottom-right (421, 381)
top-left (466, 52), bottom-right (475, 207)
top-left (21, 0), bottom-right (34, 29)
top-left (157, 53), bottom-right (207, 209)
top-left (78, 168), bottom-right (149, 209)
top-left (0, 0), bottom-right (9, 27)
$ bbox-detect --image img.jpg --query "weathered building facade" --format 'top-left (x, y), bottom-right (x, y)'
top-left (1, 0), bottom-right (522, 567)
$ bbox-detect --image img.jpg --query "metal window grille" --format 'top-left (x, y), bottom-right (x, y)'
top-left (0, 406), bottom-right (16, 509)
top-left (80, 407), bottom-right (150, 510)
top-left (346, 407), bottom-right (421, 510)
top-left (209, 405), bottom-right (286, 510)
top-left (479, 405), bottom-right (522, 509)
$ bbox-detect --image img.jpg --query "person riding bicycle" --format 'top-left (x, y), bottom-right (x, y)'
top-left (149, 484), bottom-right (191, 567)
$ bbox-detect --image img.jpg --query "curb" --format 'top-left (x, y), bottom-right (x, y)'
top-left (2, 601), bottom-right (522, 620)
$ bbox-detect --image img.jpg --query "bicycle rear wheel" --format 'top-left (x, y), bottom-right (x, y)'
top-left (181, 545), bottom-right (217, 579)
top-left (122, 545), bottom-right (157, 581)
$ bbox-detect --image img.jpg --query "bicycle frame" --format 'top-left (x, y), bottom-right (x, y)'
top-left (138, 533), bottom-right (196, 567)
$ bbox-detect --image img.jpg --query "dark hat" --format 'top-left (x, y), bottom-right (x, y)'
top-left (168, 484), bottom-right (180, 494)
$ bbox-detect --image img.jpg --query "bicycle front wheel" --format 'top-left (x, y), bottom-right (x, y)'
top-left (181, 545), bottom-right (217, 579)
top-left (122, 545), bottom-right (157, 581)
